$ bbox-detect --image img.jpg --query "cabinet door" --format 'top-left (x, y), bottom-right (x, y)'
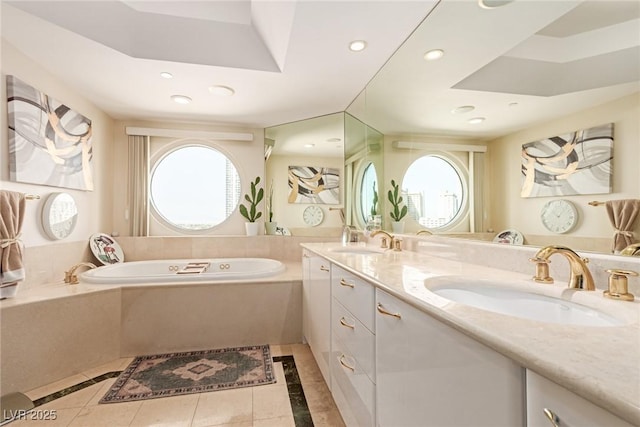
top-left (304, 254), bottom-right (332, 388)
top-left (376, 289), bottom-right (524, 427)
top-left (527, 370), bottom-right (633, 427)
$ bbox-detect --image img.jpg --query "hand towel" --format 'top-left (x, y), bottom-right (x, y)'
top-left (0, 191), bottom-right (26, 288)
top-left (605, 199), bottom-right (640, 253)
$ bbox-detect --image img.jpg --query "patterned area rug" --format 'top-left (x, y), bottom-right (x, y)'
top-left (99, 345), bottom-right (275, 403)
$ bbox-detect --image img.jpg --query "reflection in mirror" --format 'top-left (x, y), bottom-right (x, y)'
top-left (360, 162), bottom-right (378, 225)
top-left (265, 113), bottom-right (344, 236)
top-left (403, 155), bottom-right (464, 230)
top-left (355, 0), bottom-right (639, 255)
top-left (344, 113), bottom-right (384, 230)
top-left (42, 192), bottom-right (78, 240)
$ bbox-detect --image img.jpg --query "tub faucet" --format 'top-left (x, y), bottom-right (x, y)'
top-left (531, 245), bottom-right (595, 291)
top-left (64, 262), bottom-right (97, 285)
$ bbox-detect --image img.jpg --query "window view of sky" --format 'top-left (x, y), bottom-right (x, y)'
top-left (150, 146), bottom-right (240, 229)
top-left (403, 156), bottom-right (463, 228)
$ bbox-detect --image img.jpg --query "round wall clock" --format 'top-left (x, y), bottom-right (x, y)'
top-left (303, 205), bottom-right (324, 227)
top-left (540, 199), bottom-right (578, 234)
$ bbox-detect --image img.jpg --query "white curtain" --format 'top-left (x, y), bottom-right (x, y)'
top-left (128, 135), bottom-right (150, 236)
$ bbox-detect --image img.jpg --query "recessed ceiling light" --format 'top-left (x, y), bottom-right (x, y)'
top-left (452, 105), bottom-right (475, 114)
top-left (424, 49), bottom-right (444, 61)
top-left (160, 72), bottom-right (173, 79)
top-left (209, 85), bottom-right (235, 96)
top-left (349, 40), bottom-right (367, 52)
top-left (327, 138), bottom-right (342, 143)
top-left (509, 102), bottom-right (519, 107)
top-left (468, 117), bottom-right (486, 124)
top-left (171, 95), bottom-right (192, 105)
top-left (304, 143), bottom-right (315, 148)
top-left (478, 0), bottom-right (514, 9)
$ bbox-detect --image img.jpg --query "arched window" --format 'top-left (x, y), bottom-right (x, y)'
top-left (150, 145), bottom-right (240, 231)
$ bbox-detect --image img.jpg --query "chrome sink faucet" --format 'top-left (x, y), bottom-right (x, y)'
top-left (530, 245), bottom-right (595, 290)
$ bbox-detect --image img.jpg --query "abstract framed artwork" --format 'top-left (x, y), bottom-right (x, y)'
top-left (288, 165), bottom-right (339, 204)
top-left (7, 75), bottom-right (94, 191)
top-left (521, 123), bottom-right (613, 198)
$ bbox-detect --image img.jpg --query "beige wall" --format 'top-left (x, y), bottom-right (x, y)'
top-left (111, 120), bottom-right (265, 236)
top-left (1, 39), bottom-right (115, 248)
top-left (265, 153), bottom-right (343, 234)
top-left (489, 93), bottom-right (640, 248)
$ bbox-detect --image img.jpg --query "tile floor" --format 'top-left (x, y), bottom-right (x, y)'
top-left (6, 344), bottom-right (345, 427)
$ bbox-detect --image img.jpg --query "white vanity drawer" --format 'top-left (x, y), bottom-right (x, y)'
top-left (331, 265), bottom-right (374, 332)
top-left (331, 334), bottom-right (375, 427)
top-left (332, 298), bottom-right (375, 383)
top-left (526, 370), bottom-right (633, 427)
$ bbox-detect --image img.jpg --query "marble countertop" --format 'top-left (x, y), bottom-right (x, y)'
top-left (301, 242), bottom-right (640, 425)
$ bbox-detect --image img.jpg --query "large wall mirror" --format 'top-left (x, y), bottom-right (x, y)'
top-left (346, 0), bottom-right (640, 256)
top-left (265, 113), bottom-right (345, 236)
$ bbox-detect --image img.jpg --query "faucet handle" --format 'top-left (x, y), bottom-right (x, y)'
top-left (604, 269), bottom-right (637, 301)
top-left (530, 257), bottom-right (553, 284)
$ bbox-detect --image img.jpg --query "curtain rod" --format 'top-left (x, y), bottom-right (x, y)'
top-left (125, 127), bottom-right (254, 142)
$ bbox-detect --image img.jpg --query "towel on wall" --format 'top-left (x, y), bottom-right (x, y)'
top-left (605, 199), bottom-right (640, 253)
top-left (0, 190), bottom-right (26, 288)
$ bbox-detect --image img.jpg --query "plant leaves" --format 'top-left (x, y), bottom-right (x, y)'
top-left (239, 204), bottom-right (249, 221)
top-left (245, 194), bottom-right (252, 203)
top-left (256, 188), bottom-right (264, 204)
top-left (400, 205), bottom-right (408, 220)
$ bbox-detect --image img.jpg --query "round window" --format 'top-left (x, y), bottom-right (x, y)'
top-left (359, 162), bottom-right (379, 223)
top-left (150, 145), bottom-right (241, 231)
top-left (402, 155), bottom-right (464, 229)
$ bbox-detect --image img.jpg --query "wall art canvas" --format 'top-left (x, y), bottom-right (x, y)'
top-left (521, 123), bottom-right (613, 198)
top-left (288, 165), bottom-right (339, 204)
top-left (7, 75), bottom-right (94, 191)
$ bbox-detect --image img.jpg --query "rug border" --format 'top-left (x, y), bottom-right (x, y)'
top-left (99, 344), bottom-right (275, 404)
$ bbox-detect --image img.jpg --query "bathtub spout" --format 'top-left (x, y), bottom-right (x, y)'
top-left (64, 262), bottom-right (97, 285)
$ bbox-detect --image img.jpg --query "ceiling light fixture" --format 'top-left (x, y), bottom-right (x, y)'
top-left (327, 138), bottom-right (342, 143)
top-left (424, 49), bottom-right (444, 61)
top-left (468, 117), bottom-right (486, 124)
top-left (452, 105), bottom-right (475, 114)
top-left (349, 40), bottom-right (367, 52)
top-left (304, 143), bottom-right (315, 148)
top-left (171, 95), bottom-right (192, 105)
top-left (160, 72), bottom-right (173, 79)
top-left (509, 102), bottom-right (519, 107)
top-left (208, 85), bottom-right (235, 96)
top-left (478, 0), bottom-right (514, 9)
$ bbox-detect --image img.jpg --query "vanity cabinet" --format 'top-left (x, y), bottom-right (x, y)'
top-left (302, 250), bottom-right (331, 387)
top-left (526, 370), bottom-right (633, 427)
top-left (375, 289), bottom-right (524, 427)
top-left (330, 265), bottom-right (376, 426)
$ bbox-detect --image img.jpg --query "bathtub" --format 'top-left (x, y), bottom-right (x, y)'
top-left (80, 258), bottom-right (286, 284)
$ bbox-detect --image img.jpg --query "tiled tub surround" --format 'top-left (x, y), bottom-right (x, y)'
top-left (301, 239), bottom-right (640, 425)
top-left (0, 262), bottom-right (303, 397)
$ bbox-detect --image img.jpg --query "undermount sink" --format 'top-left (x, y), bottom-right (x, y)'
top-left (425, 277), bottom-right (625, 327)
top-left (329, 246), bottom-right (384, 255)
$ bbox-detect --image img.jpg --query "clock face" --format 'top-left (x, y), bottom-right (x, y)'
top-left (540, 200), bottom-right (578, 234)
top-left (303, 205), bottom-right (324, 227)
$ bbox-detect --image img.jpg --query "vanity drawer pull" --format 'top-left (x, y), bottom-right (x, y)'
top-left (340, 317), bottom-right (355, 329)
top-left (377, 303), bottom-right (402, 319)
top-left (340, 278), bottom-right (355, 288)
top-left (320, 265), bottom-right (330, 272)
top-left (339, 354), bottom-right (355, 372)
top-left (543, 408), bottom-right (559, 427)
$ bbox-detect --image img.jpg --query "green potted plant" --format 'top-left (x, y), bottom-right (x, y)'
top-left (388, 179), bottom-right (407, 233)
top-left (239, 176), bottom-right (264, 235)
top-left (265, 180), bottom-right (278, 235)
